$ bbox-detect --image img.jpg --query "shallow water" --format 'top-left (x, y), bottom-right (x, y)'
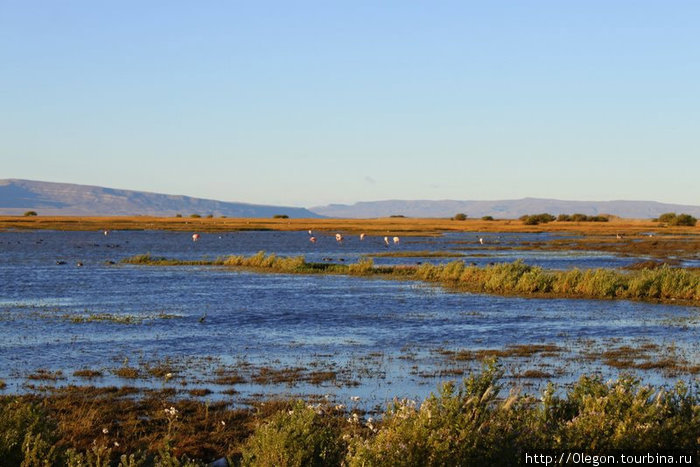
top-left (0, 230), bottom-right (698, 410)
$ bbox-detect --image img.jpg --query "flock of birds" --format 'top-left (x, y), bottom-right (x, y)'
top-left (61, 229), bottom-right (499, 267)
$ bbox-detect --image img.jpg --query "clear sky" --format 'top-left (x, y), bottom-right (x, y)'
top-left (1, 1), bottom-right (699, 207)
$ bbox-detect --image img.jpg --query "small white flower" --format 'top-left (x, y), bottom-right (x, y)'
top-left (221, 420), bottom-right (226, 426)
top-left (102, 428), bottom-right (109, 435)
top-left (114, 442), bottom-right (120, 447)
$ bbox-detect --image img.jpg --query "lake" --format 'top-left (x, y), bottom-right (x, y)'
top-left (0, 230), bottom-right (697, 411)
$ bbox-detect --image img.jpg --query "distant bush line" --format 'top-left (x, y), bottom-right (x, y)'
top-left (654, 212), bottom-right (697, 227)
top-left (123, 252), bottom-right (700, 304)
top-left (1, 362), bottom-right (697, 465)
top-left (519, 213), bottom-right (610, 225)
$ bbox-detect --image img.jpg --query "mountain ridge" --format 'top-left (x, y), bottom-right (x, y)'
top-left (0, 179), bottom-right (322, 218)
top-left (1, 179), bottom-right (698, 219)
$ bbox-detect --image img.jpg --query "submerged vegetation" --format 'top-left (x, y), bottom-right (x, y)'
top-left (123, 252), bottom-right (700, 304)
top-left (1, 364), bottom-right (697, 465)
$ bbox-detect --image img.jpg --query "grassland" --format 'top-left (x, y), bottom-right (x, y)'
top-left (123, 252), bottom-right (700, 304)
top-left (1, 215), bottom-right (698, 236)
top-left (1, 363), bottom-right (697, 466)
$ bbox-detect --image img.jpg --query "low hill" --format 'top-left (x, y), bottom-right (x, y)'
top-left (0, 179), bottom-right (322, 218)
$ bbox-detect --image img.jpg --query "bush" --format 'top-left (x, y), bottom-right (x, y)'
top-left (23, 211), bottom-right (37, 217)
top-left (571, 213), bottom-right (588, 222)
top-left (241, 401), bottom-right (346, 467)
top-left (346, 360), bottom-right (529, 466)
top-left (521, 213), bottom-right (556, 225)
top-left (189, 214), bottom-right (201, 218)
top-left (481, 216), bottom-right (494, 221)
top-left (175, 213), bottom-right (182, 218)
top-left (658, 212), bottom-right (677, 223)
top-left (0, 399), bottom-right (57, 466)
top-left (453, 213), bottom-right (467, 221)
top-left (671, 214), bottom-right (697, 226)
top-left (273, 214), bottom-right (289, 219)
top-left (557, 214), bottom-right (571, 222)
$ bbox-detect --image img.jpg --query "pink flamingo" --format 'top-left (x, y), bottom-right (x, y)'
top-left (309, 236), bottom-right (317, 243)
top-left (360, 233), bottom-right (366, 241)
top-left (192, 233), bottom-right (200, 242)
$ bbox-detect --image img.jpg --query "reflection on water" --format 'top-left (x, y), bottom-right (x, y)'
top-left (0, 230), bottom-right (697, 407)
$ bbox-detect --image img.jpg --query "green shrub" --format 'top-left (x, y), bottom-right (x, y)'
top-left (23, 211), bottom-right (37, 217)
top-left (481, 216), bottom-right (494, 221)
top-left (557, 214), bottom-right (571, 222)
top-left (346, 360), bottom-right (531, 466)
top-left (453, 213), bottom-right (467, 221)
top-left (670, 214), bottom-right (697, 226)
top-left (521, 213), bottom-right (556, 225)
top-left (658, 212), bottom-right (677, 223)
top-left (189, 214), bottom-right (201, 218)
top-left (241, 401), bottom-right (345, 467)
top-left (273, 214), bottom-right (289, 219)
top-left (0, 398), bottom-right (57, 466)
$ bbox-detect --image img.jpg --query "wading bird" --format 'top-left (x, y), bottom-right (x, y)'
top-left (192, 233), bottom-right (200, 242)
top-left (309, 236), bottom-right (317, 243)
top-left (393, 236), bottom-right (400, 244)
top-left (384, 236), bottom-right (389, 246)
top-left (479, 237), bottom-right (484, 245)
top-left (360, 233), bottom-right (366, 241)
top-left (335, 233), bottom-right (343, 243)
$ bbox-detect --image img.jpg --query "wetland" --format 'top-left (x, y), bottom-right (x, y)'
top-left (0, 220), bottom-right (698, 464)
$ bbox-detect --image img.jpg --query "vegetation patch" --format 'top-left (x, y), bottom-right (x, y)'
top-left (123, 252), bottom-right (700, 304)
top-left (1, 364), bottom-right (698, 465)
top-left (72, 369), bottom-right (103, 379)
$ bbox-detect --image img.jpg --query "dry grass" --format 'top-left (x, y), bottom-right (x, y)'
top-left (1, 215), bottom-right (698, 236)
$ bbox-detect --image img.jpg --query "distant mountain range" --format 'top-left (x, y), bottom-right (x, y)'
top-left (1, 179), bottom-right (698, 219)
top-left (0, 179), bottom-right (321, 218)
top-left (311, 198), bottom-right (700, 219)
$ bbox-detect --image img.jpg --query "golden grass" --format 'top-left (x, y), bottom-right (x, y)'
top-left (1, 215), bottom-right (698, 236)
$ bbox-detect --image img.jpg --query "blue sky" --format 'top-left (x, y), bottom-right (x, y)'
top-left (2, 1), bottom-right (699, 207)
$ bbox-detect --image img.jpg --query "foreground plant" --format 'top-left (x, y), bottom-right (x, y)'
top-left (1, 363), bottom-right (697, 466)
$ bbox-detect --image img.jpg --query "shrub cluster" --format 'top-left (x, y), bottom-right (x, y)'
top-left (557, 213), bottom-right (609, 222)
top-left (655, 212), bottom-right (697, 226)
top-left (519, 213), bottom-right (556, 225)
top-left (452, 213), bottom-right (467, 221)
